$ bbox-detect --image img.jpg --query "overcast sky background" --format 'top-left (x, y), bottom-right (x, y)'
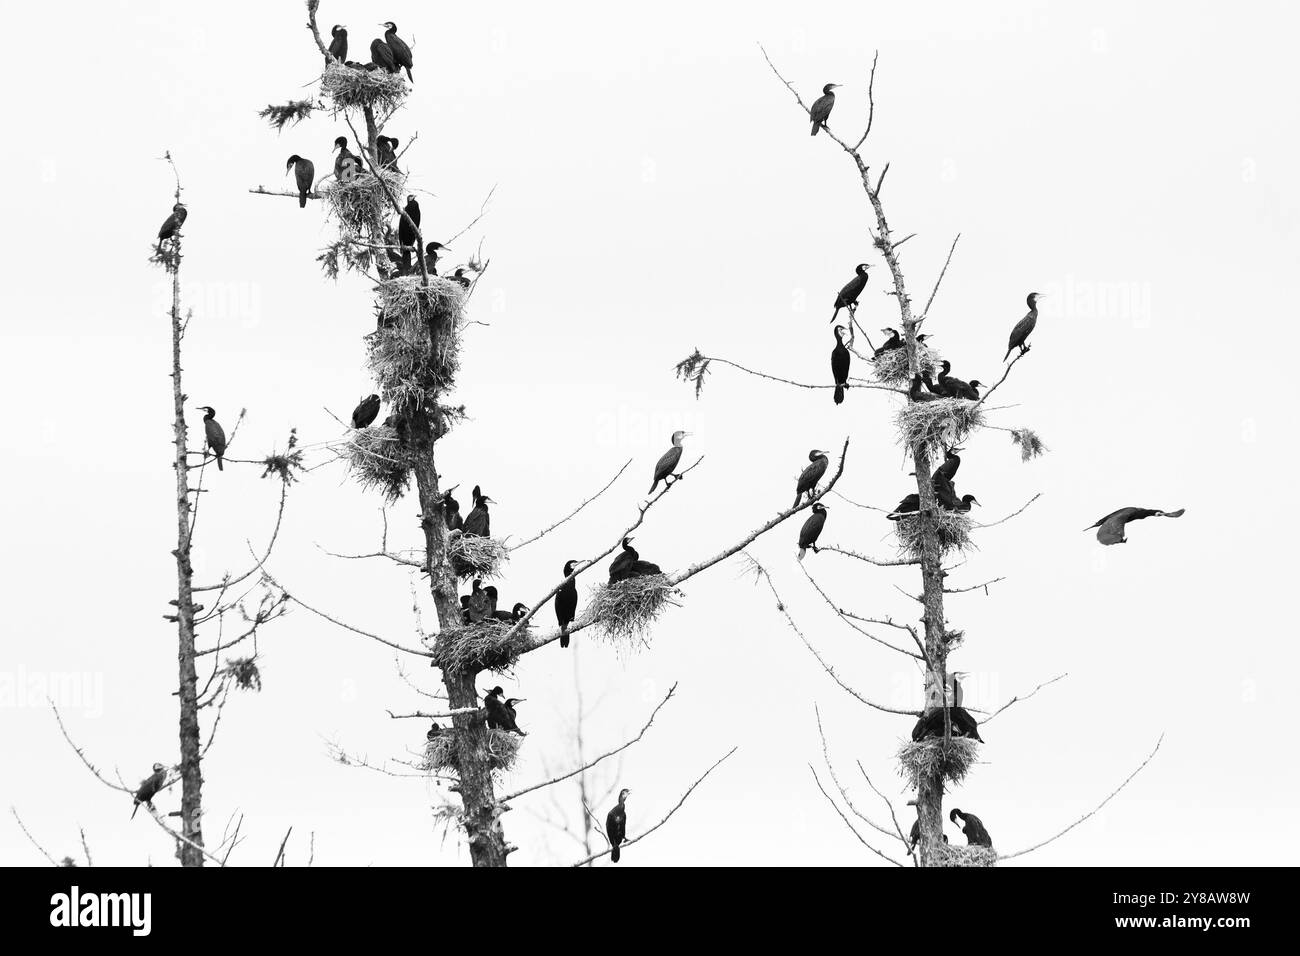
top-left (2, 0), bottom-right (1297, 866)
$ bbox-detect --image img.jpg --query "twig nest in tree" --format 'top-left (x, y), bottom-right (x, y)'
top-left (895, 398), bottom-right (985, 460)
top-left (929, 842), bottom-right (998, 868)
top-left (588, 575), bottom-right (681, 648)
top-left (423, 728), bottom-right (522, 775)
top-left (344, 424), bottom-right (412, 502)
top-left (367, 275), bottom-right (466, 400)
top-left (896, 737), bottom-right (980, 790)
top-left (891, 511), bottom-right (974, 559)
top-left (320, 167), bottom-right (406, 235)
top-left (870, 342), bottom-right (940, 386)
top-left (447, 533), bottom-right (509, 580)
top-left (432, 619), bottom-right (530, 674)
top-left (320, 62), bottom-right (407, 115)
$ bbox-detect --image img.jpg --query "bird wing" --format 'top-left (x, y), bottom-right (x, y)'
top-left (1096, 513), bottom-right (1128, 545)
top-left (1008, 313), bottom-right (1035, 349)
top-left (810, 93), bottom-right (834, 123)
top-left (653, 445), bottom-right (683, 482)
top-left (296, 160), bottom-right (315, 193)
top-left (796, 457), bottom-right (828, 493)
top-left (835, 274), bottom-right (867, 308)
top-left (798, 511), bottom-right (826, 546)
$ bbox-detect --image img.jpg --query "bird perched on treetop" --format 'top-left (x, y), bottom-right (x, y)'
top-left (196, 406), bottom-right (226, 471)
top-left (555, 559), bottom-right (580, 648)
top-left (131, 763), bottom-right (168, 820)
top-left (327, 24), bottom-right (348, 63)
top-left (382, 22), bottom-right (413, 82)
top-left (333, 136), bottom-right (363, 182)
top-left (351, 394), bottom-right (380, 429)
top-left (285, 155), bottom-right (315, 208)
top-left (156, 203), bottom-right (187, 251)
top-left (607, 788), bottom-right (630, 863)
top-left (809, 83), bottom-right (840, 135)
top-left (1084, 507), bottom-right (1185, 546)
top-left (797, 503), bottom-right (828, 559)
top-left (831, 263), bottom-right (871, 323)
top-left (1004, 292), bottom-right (1046, 361)
top-left (793, 450), bottom-right (830, 508)
top-left (462, 485), bottom-right (494, 537)
top-left (949, 807), bottom-right (993, 848)
top-left (649, 430), bottom-right (690, 494)
top-left (370, 35), bottom-right (398, 73)
top-left (831, 325), bottom-right (851, 405)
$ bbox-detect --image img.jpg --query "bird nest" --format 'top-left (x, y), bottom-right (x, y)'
top-left (447, 533), bottom-right (509, 581)
top-left (343, 424), bottom-right (412, 502)
top-left (870, 342), bottom-right (940, 386)
top-left (896, 737), bottom-right (980, 790)
top-left (422, 729), bottom-right (522, 775)
top-left (895, 398), bottom-right (985, 459)
top-left (431, 620), bottom-right (531, 674)
top-left (319, 62), bottom-right (408, 115)
top-left (891, 511), bottom-right (974, 558)
top-left (588, 575), bottom-right (681, 647)
top-left (366, 276), bottom-right (466, 401)
top-left (930, 842), bottom-right (998, 868)
top-left (320, 167), bottom-right (405, 235)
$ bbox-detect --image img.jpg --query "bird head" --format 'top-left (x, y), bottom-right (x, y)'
top-left (426, 241), bottom-right (448, 253)
top-left (382, 21), bottom-right (397, 30)
top-left (823, 83), bottom-right (841, 94)
top-left (406, 194), bottom-right (417, 206)
top-left (512, 603), bottom-right (528, 619)
top-left (622, 536), bottom-right (635, 548)
top-left (563, 559), bottom-right (579, 575)
top-left (1028, 292), bottom-right (1047, 306)
top-left (833, 324), bottom-right (847, 339)
top-left (969, 380), bottom-right (983, 390)
top-left (812, 503), bottom-right (827, 514)
top-left (856, 263), bottom-right (872, 274)
top-left (808, 449), bottom-right (825, 460)
top-left (332, 24), bottom-right (346, 35)
top-left (195, 405), bottom-right (216, 417)
top-left (333, 136), bottom-right (347, 150)
top-left (388, 137), bottom-right (400, 148)
top-left (486, 686), bottom-right (504, 697)
top-left (949, 808), bottom-right (963, 823)
top-left (152, 762), bottom-right (166, 773)
top-left (619, 788), bottom-right (632, 801)
top-left (964, 495), bottom-right (980, 507)
top-left (505, 698), bottom-right (525, 706)
top-left (285, 155), bottom-right (301, 171)
top-left (173, 203), bottom-right (186, 212)
top-left (671, 429), bottom-right (690, 444)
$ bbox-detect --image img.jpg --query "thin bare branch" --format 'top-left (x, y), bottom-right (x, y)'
top-left (981, 673), bottom-right (1067, 726)
top-left (509, 458), bottom-right (632, 552)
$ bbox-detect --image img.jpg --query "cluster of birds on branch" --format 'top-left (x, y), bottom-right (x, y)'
top-left (887, 445), bottom-right (978, 519)
top-left (325, 22), bottom-right (413, 81)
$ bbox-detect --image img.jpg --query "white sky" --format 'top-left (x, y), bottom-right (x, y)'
top-left (2, 0), bottom-right (1297, 866)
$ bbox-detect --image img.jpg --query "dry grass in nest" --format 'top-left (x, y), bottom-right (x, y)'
top-left (447, 533), bottom-right (509, 581)
top-left (891, 511), bottom-right (974, 558)
top-left (221, 656), bottom-right (262, 692)
top-left (423, 729), bottom-right (522, 775)
top-left (870, 342), bottom-right (941, 386)
top-left (896, 737), bottom-right (980, 790)
top-left (432, 620), bottom-right (530, 674)
top-left (320, 62), bottom-right (407, 115)
top-left (366, 275), bottom-right (466, 398)
top-left (895, 398), bottom-right (985, 459)
top-left (588, 575), bottom-right (681, 648)
top-left (1010, 427), bottom-right (1048, 461)
top-left (931, 842), bottom-right (998, 868)
top-left (320, 167), bottom-right (405, 235)
top-left (343, 424), bottom-right (412, 502)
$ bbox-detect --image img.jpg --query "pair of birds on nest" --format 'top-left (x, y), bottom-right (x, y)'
top-left (326, 22), bottom-right (413, 81)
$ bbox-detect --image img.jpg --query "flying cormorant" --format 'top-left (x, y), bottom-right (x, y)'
top-left (949, 808), bottom-right (993, 847)
top-left (831, 264), bottom-right (871, 323)
top-left (607, 788), bottom-right (630, 862)
top-left (285, 155), bottom-right (315, 208)
top-left (131, 763), bottom-right (168, 820)
top-left (382, 22), bottom-right (413, 82)
top-left (1004, 292), bottom-right (1045, 361)
top-left (809, 83), bottom-right (839, 136)
top-left (327, 24), bottom-right (348, 63)
top-left (370, 36), bottom-right (398, 73)
top-left (555, 560), bottom-right (580, 647)
top-left (649, 430), bottom-right (689, 494)
top-left (351, 394), bottom-right (380, 428)
top-left (797, 503), bottom-right (827, 559)
top-left (196, 406), bottom-right (226, 470)
top-left (793, 449), bottom-right (830, 508)
top-left (156, 203), bottom-right (187, 251)
top-left (1084, 507), bottom-right (1185, 546)
top-left (333, 136), bottom-right (363, 182)
top-left (831, 325), bottom-right (851, 405)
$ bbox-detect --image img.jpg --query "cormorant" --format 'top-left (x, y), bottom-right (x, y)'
top-left (285, 155), bottom-right (315, 208)
top-left (131, 763), bottom-right (167, 820)
top-left (333, 136), bottom-right (363, 183)
top-left (426, 721), bottom-right (444, 740)
top-left (608, 537), bottom-right (639, 582)
top-left (649, 430), bottom-right (689, 493)
top-left (832, 264), bottom-right (871, 323)
top-left (327, 24), bottom-right (348, 63)
top-left (793, 449), bottom-right (830, 508)
top-left (909, 374), bottom-right (941, 403)
top-left (949, 808), bottom-right (993, 848)
top-left (424, 241), bottom-right (448, 275)
top-left (873, 328), bottom-right (902, 356)
top-left (196, 406), bottom-right (226, 471)
top-left (797, 503), bottom-right (827, 559)
top-left (351, 394), bottom-right (381, 428)
top-left (932, 446), bottom-right (962, 485)
top-left (397, 195), bottom-right (421, 273)
top-left (382, 22), bottom-right (413, 82)
top-left (376, 135), bottom-right (399, 171)
top-left (492, 601), bottom-right (528, 623)
top-left (904, 799), bottom-right (948, 851)
top-left (1004, 292), bottom-right (1045, 361)
top-left (952, 494), bottom-right (979, 514)
top-left (483, 585), bottom-right (501, 618)
top-left (462, 485), bottom-right (493, 537)
top-left (369, 36), bottom-right (398, 73)
top-left (451, 267), bottom-right (473, 288)
top-left (483, 686), bottom-right (526, 735)
top-left (1084, 507), bottom-right (1185, 546)
top-left (156, 203), bottom-right (187, 251)
top-left (555, 559), bottom-right (579, 648)
top-left (935, 360), bottom-right (982, 400)
top-left (607, 788), bottom-right (630, 863)
top-left (809, 83), bottom-right (839, 136)
top-left (888, 493), bottom-right (921, 519)
top-left (933, 472), bottom-right (959, 511)
top-left (462, 578), bottom-right (491, 623)
top-left (911, 705), bottom-right (984, 742)
top-left (831, 325), bottom-right (851, 405)
top-left (442, 486), bottom-right (463, 532)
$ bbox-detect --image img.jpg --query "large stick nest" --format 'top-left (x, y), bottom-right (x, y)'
top-left (930, 842), bottom-right (998, 868)
top-left (896, 737), bottom-right (980, 790)
top-left (320, 62), bottom-right (407, 115)
top-left (422, 729), bottom-right (522, 775)
top-left (366, 275), bottom-right (466, 403)
top-left (320, 167), bottom-right (406, 235)
top-left (895, 398), bottom-right (985, 459)
top-left (432, 619), bottom-right (531, 674)
top-left (587, 575), bottom-right (681, 648)
top-left (870, 342), bottom-right (941, 386)
top-left (447, 533), bottom-right (510, 581)
top-left (891, 511), bottom-right (975, 559)
top-left (343, 424), bottom-right (412, 502)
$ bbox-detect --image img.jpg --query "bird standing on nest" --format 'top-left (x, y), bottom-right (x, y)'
top-left (1084, 506), bottom-right (1185, 545)
top-left (797, 503), bottom-right (828, 559)
top-left (607, 789), bottom-right (630, 862)
top-left (831, 263), bottom-right (871, 323)
top-left (369, 34), bottom-right (398, 73)
top-left (1004, 292), bottom-right (1046, 361)
top-left (555, 559), bottom-right (580, 647)
top-left (462, 485), bottom-right (493, 537)
top-left (949, 808), bottom-right (993, 848)
top-left (911, 703), bottom-right (984, 743)
top-left (793, 450), bottom-right (830, 508)
top-left (131, 763), bottom-right (168, 820)
top-left (196, 406), bottom-right (226, 471)
top-left (156, 203), bottom-right (187, 252)
top-left (461, 578), bottom-right (491, 623)
top-left (332, 136), bottom-right (363, 183)
top-left (382, 22), bottom-right (413, 82)
top-left (351, 394), bottom-right (380, 428)
top-left (327, 24), bottom-right (348, 63)
top-left (285, 155), bottom-right (315, 208)
top-left (809, 83), bottom-right (839, 135)
top-left (874, 328), bottom-right (902, 356)
top-left (423, 241), bottom-right (449, 275)
top-left (483, 686), bottom-right (526, 735)
top-left (909, 374), bottom-right (942, 403)
top-left (888, 493), bottom-right (921, 519)
top-left (649, 430), bottom-right (690, 494)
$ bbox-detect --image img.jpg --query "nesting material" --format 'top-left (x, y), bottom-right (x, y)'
top-left (930, 842), bottom-right (998, 868)
top-left (891, 511), bottom-right (974, 558)
top-left (895, 398), bottom-right (985, 459)
top-left (320, 167), bottom-right (405, 235)
top-left (587, 575), bottom-right (681, 647)
top-left (896, 737), bottom-right (980, 790)
top-left (870, 342), bottom-right (941, 386)
top-left (423, 729), bottom-right (522, 775)
top-left (221, 656), bottom-right (262, 692)
top-left (432, 620), bottom-right (530, 674)
top-left (319, 62), bottom-right (407, 114)
top-left (1010, 427), bottom-right (1048, 461)
top-left (448, 533), bottom-right (509, 580)
top-left (366, 275), bottom-right (466, 398)
top-left (343, 424), bottom-right (412, 502)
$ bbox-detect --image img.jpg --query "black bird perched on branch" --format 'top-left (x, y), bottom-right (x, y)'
top-left (131, 763), bottom-right (167, 820)
top-left (831, 263), bottom-right (871, 323)
top-left (442, 486), bottom-right (462, 532)
top-left (483, 686), bottom-right (526, 735)
top-left (1084, 507), bottom-right (1185, 546)
top-left (332, 136), bottom-right (362, 182)
top-left (327, 24), bottom-right (348, 63)
top-left (156, 203), bottom-right (187, 251)
top-left (556, 559), bottom-right (580, 647)
top-left (649, 430), bottom-right (689, 494)
top-left (351, 394), bottom-right (380, 428)
top-left (949, 808), bottom-right (993, 847)
top-left (397, 195), bottom-right (421, 273)
top-left (196, 406), bottom-right (226, 471)
top-left (376, 135), bottom-right (399, 171)
top-left (797, 503), bottom-right (828, 559)
top-left (285, 155), bottom-right (315, 208)
top-left (462, 485), bottom-right (493, 537)
top-left (831, 325), bottom-right (851, 405)
top-left (1004, 292), bottom-right (1046, 361)
top-left (873, 328), bottom-right (902, 356)
top-left (793, 450), bottom-right (830, 508)
top-left (424, 241), bottom-right (448, 275)
top-left (809, 83), bottom-right (840, 135)
top-left (382, 22), bottom-right (413, 82)
top-left (369, 36), bottom-right (398, 73)
top-left (888, 493), bottom-right (921, 519)
top-left (607, 788), bottom-right (630, 863)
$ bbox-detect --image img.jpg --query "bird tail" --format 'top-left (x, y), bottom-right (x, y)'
top-left (811, 121), bottom-right (820, 136)
top-left (299, 192), bottom-right (307, 209)
top-left (1002, 346), bottom-right (1014, 362)
top-left (131, 801), bottom-right (140, 820)
top-left (834, 385), bottom-right (845, 405)
top-left (797, 547), bottom-right (807, 560)
top-left (216, 455), bottom-right (224, 472)
top-left (610, 844), bottom-right (621, 863)
top-left (648, 479), bottom-right (659, 494)
top-left (560, 633), bottom-right (570, 649)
